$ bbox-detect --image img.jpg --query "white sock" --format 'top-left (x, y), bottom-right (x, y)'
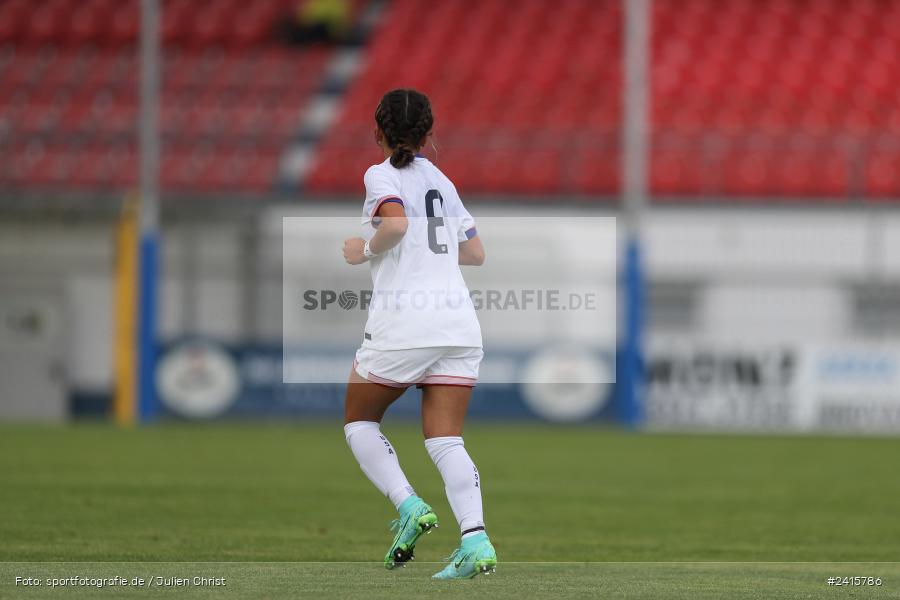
top-left (425, 436), bottom-right (484, 533)
top-left (344, 421), bottom-right (415, 509)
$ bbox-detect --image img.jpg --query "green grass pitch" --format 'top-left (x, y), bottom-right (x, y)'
top-left (1, 423), bottom-right (899, 598)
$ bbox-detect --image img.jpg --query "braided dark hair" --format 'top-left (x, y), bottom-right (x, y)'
top-left (374, 89), bottom-right (433, 168)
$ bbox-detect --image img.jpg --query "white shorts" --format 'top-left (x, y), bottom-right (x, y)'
top-left (353, 346), bottom-right (483, 388)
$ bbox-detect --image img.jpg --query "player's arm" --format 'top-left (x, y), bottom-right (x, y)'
top-left (458, 234), bottom-right (484, 266)
top-left (368, 201), bottom-right (408, 253)
top-left (343, 201), bottom-right (408, 265)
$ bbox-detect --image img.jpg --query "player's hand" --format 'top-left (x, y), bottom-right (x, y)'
top-left (343, 237), bottom-right (368, 265)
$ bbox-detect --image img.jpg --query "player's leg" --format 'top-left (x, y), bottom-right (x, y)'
top-left (422, 385), bottom-right (482, 533)
top-left (344, 368), bottom-right (404, 424)
top-left (344, 355), bottom-right (438, 569)
top-left (422, 384), bottom-right (497, 579)
top-left (344, 349), bottom-right (426, 505)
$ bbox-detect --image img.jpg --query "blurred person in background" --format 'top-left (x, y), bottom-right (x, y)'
top-left (277, 0), bottom-right (353, 45)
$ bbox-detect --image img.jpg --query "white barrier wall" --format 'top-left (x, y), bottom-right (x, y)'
top-left (1, 205), bottom-right (898, 416)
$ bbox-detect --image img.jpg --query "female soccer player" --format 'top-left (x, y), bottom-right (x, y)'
top-left (341, 89), bottom-right (497, 579)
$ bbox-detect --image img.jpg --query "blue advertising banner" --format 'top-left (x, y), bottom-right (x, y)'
top-left (155, 341), bottom-right (618, 423)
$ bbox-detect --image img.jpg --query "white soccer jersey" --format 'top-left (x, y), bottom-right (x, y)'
top-left (360, 156), bottom-right (482, 350)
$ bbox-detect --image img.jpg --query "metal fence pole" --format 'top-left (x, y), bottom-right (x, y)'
top-left (618, 0), bottom-right (651, 428)
top-left (137, 0), bottom-right (161, 422)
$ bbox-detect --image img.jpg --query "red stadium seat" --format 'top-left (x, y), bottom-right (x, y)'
top-left (866, 148), bottom-right (900, 198)
top-left (0, 0), bottom-right (331, 194)
top-left (572, 148), bottom-right (619, 195)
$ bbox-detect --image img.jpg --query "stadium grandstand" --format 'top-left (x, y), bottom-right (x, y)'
top-left (3, 3), bottom-right (900, 596)
top-left (2, 0), bottom-right (898, 198)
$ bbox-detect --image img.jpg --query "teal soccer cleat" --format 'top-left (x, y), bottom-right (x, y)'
top-left (432, 531), bottom-right (497, 579)
top-left (384, 496), bottom-right (438, 569)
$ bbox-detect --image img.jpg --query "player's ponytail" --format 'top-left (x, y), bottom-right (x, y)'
top-left (390, 144), bottom-right (416, 169)
top-left (375, 89), bottom-right (433, 169)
